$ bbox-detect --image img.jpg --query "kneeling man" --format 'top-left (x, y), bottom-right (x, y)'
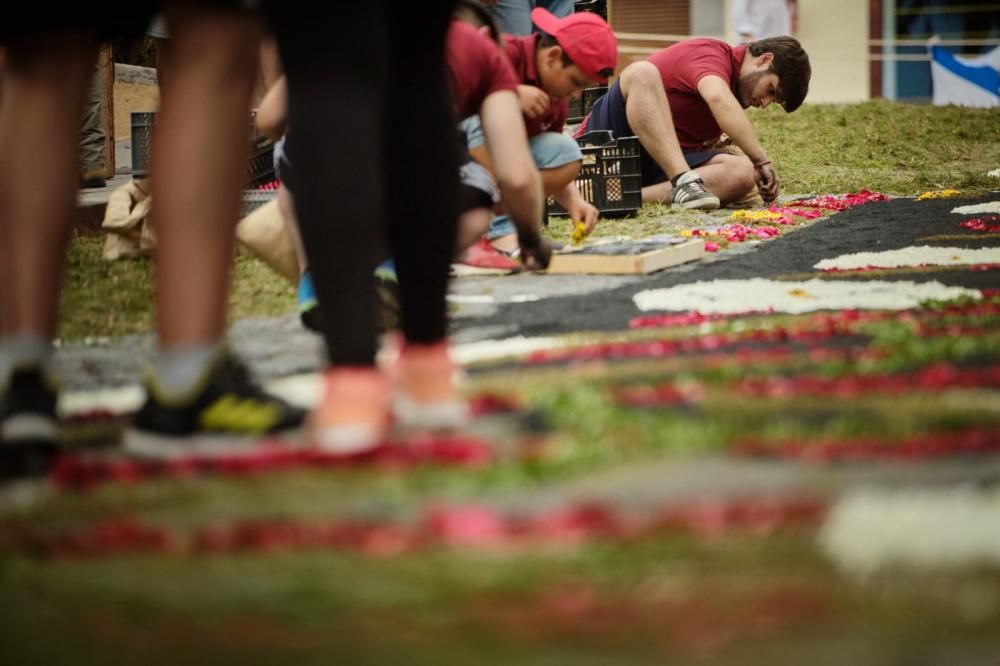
top-left (578, 36), bottom-right (811, 209)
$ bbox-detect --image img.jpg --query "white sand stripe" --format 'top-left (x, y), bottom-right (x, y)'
top-left (952, 201), bottom-right (1000, 215)
top-left (820, 488), bottom-right (1000, 574)
top-left (447, 294), bottom-right (542, 304)
top-left (452, 336), bottom-right (566, 364)
top-left (815, 246), bottom-right (1000, 271)
top-left (58, 377), bottom-right (319, 417)
top-left (264, 373), bottom-right (322, 409)
top-left (59, 385), bottom-right (145, 417)
top-left (57, 336), bottom-right (569, 416)
top-left (633, 279), bottom-right (979, 315)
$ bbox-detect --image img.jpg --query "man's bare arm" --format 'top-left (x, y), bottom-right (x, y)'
top-left (696, 75), bottom-right (767, 163)
top-left (697, 75), bottom-right (779, 201)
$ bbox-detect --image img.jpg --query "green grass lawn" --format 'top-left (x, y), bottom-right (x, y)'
top-left (58, 100), bottom-right (1000, 341)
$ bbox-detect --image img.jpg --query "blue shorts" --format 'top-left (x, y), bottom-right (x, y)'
top-left (459, 115), bottom-right (583, 239)
top-left (583, 81), bottom-right (724, 187)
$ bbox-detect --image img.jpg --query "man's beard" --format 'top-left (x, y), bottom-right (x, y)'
top-left (737, 70), bottom-right (769, 108)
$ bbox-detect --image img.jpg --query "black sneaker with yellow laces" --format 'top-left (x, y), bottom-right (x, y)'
top-left (0, 365), bottom-right (60, 478)
top-left (124, 352), bottom-right (304, 459)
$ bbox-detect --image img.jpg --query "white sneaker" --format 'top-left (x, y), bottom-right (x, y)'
top-left (671, 171), bottom-right (720, 210)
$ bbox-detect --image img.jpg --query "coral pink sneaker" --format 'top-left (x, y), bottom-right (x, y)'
top-left (310, 367), bottom-right (390, 453)
top-left (451, 238), bottom-right (521, 276)
top-left (393, 341), bottom-right (468, 430)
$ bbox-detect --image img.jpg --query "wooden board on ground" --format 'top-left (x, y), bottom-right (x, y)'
top-left (545, 238), bottom-right (705, 275)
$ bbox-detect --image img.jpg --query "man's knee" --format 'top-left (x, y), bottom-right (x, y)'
top-left (728, 155), bottom-right (756, 194)
top-left (621, 61), bottom-right (660, 89)
top-left (709, 153), bottom-right (755, 197)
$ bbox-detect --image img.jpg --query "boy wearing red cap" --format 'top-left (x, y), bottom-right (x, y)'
top-left (460, 7), bottom-right (617, 258)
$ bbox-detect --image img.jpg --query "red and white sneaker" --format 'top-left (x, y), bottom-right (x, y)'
top-left (393, 341), bottom-right (468, 431)
top-left (309, 366), bottom-right (390, 453)
top-left (451, 238), bottom-right (521, 276)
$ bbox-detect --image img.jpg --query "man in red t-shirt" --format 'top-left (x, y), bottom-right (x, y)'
top-left (461, 8), bottom-right (617, 255)
top-left (580, 36), bottom-right (810, 209)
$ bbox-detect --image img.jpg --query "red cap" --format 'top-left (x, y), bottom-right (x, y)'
top-left (531, 8), bottom-right (618, 83)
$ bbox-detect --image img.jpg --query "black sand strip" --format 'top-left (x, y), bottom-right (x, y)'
top-left (455, 194), bottom-right (1000, 337)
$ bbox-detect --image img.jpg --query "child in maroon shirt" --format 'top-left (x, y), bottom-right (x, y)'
top-left (461, 8), bottom-right (617, 256)
top-left (446, 15), bottom-right (550, 270)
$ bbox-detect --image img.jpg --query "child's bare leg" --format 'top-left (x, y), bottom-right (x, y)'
top-left (151, 5), bottom-right (261, 346)
top-left (0, 32), bottom-right (96, 339)
top-left (277, 184), bottom-right (308, 274)
top-left (456, 207), bottom-right (492, 252)
top-left (489, 132), bottom-right (581, 254)
top-left (539, 161), bottom-right (581, 196)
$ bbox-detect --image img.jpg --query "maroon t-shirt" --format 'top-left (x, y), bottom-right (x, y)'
top-left (446, 20), bottom-right (520, 122)
top-left (502, 33), bottom-right (568, 137)
top-left (647, 39), bottom-right (748, 149)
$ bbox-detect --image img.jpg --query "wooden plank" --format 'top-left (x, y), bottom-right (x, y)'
top-left (545, 239), bottom-right (705, 275)
top-left (99, 43), bottom-right (115, 178)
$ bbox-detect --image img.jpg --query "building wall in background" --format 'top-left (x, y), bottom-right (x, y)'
top-left (611, 0), bottom-right (689, 34)
top-left (691, 0), bottom-right (727, 38)
top-left (610, 0), bottom-right (690, 72)
top-left (608, 0), bottom-right (875, 103)
top-left (795, 0), bottom-right (871, 102)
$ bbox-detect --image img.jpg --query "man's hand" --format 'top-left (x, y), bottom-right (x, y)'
top-left (754, 161), bottom-right (780, 203)
top-left (517, 84), bottom-right (550, 119)
top-left (517, 227), bottom-right (553, 271)
top-left (567, 199), bottom-right (599, 234)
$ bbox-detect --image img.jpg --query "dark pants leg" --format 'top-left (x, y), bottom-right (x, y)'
top-left (384, 3), bottom-right (457, 345)
top-left (266, 2), bottom-right (457, 365)
top-left (266, 4), bottom-right (387, 366)
top-left (79, 63), bottom-right (106, 176)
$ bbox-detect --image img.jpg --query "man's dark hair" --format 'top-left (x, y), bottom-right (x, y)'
top-left (748, 36), bottom-right (810, 112)
top-left (537, 33), bottom-right (614, 80)
top-left (453, 0), bottom-right (502, 44)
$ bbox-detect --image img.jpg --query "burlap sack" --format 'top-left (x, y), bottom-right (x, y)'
top-left (235, 197), bottom-right (299, 285)
top-left (101, 178), bottom-right (156, 260)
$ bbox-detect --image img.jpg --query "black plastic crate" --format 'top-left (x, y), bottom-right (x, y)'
top-left (548, 131), bottom-right (642, 219)
top-left (241, 189), bottom-right (278, 217)
top-left (129, 111), bottom-right (275, 187)
top-left (247, 135), bottom-right (277, 188)
top-left (566, 85), bottom-right (608, 125)
top-left (573, 0), bottom-right (607, 20)
top-left (130, 111), bottom-right (156, 178)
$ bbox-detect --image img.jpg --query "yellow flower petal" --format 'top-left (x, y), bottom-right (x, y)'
top-left (916, 189), bottom-right (961, 201)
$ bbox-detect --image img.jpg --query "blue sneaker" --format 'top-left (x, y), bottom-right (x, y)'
top-left (298, 271), bottom-right (322, 332)
top-left (298, 263), bottom-right (398, 334)
top-left (374, 258), bottom-right (397, 283)
top-left (375, 259), bottom-right (400, 334)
